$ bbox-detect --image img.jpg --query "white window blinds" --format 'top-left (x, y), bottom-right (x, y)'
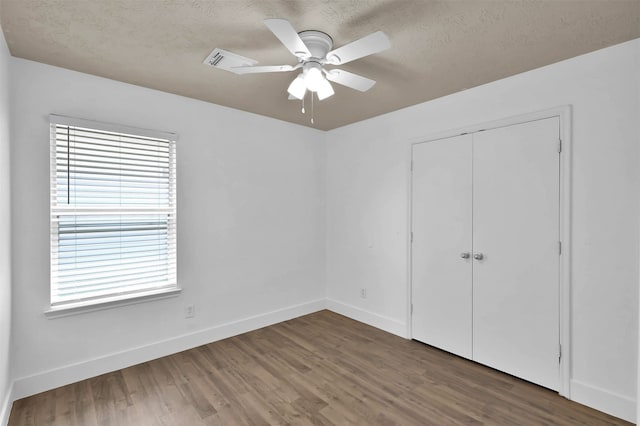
top-left (50, 115), bottom-right (177, 307)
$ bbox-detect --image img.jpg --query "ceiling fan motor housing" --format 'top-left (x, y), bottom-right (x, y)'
top-left (298, 30), bottom-right (333, 60)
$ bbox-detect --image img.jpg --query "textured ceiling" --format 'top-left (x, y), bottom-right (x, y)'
top-left (1, 0), bottom-right (639, 130)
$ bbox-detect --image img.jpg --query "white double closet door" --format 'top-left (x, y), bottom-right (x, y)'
top-left (411, 117), bottom-right (560, 391)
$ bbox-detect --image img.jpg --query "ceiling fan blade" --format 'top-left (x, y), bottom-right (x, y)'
top-left (230, 64), bottom-right (296, 75)
top-left (264, 18), bottom-right (312, 59)
top-left (325, 69), bottom-right (376, 92)
top-left (326, 31), bottom-right (390, 65)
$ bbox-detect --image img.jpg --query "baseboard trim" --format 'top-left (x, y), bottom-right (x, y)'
top-left (12, 299), bottom-right (326, 401)
top-left (1, 382), bottom-right (14, 426)
top-left (326, 298), bottom-right (407, 338)
top-left (570, 379), bottom-right (635, 423)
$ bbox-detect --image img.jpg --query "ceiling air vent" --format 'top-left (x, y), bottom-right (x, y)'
top-left (203, 48), bottom-right (257, 72)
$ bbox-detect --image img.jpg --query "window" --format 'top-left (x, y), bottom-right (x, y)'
top-left (49, 115), bottom-right (177, 311)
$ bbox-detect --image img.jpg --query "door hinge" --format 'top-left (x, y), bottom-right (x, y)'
top-left (559, 344), bottom-right (562, 363)
top-left (558, 241), bottom-right (562, 255)
top-left (558, 139), bottom-right (562, 153)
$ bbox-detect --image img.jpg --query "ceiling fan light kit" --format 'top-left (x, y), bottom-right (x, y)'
top-left (205, 18), bottom-right (390, 124)
top-left (287, 61), bottom-right (335, 100)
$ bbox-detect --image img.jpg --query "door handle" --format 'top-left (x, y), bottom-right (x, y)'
top-left (473, 253), bottom-right (484, 260)
top-left (460, 252), bottom-right (470, 259)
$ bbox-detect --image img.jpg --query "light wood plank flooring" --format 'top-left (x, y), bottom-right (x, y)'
top-left (9, 310), bottom-right (630, 425)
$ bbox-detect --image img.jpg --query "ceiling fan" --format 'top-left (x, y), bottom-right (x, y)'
top-left (205, 19), bottom-right (391, 102)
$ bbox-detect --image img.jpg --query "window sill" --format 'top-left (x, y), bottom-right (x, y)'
top-left (44, 287), bottom-right (182, 319)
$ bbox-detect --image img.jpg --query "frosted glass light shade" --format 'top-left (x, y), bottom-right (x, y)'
top-left (316, 78), bottom-right (335, 100)
top-left (304, 67), bottom-right (323, 92)
top-left (287, 75), bottom-right (306, 100)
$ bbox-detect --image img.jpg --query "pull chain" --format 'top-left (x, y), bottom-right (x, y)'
top-left (301, 95), bottom-right (305, 114)
top-left (311, 92), bottom-right (314, 124)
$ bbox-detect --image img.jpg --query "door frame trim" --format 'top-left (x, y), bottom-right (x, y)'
top-left (406, 105), bottom-right (572, 398)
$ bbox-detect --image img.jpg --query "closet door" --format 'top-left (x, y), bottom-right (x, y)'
top-left (411, 134), bottom-right (472, 359)
top-left (472, 118), bottom-right (560, 390)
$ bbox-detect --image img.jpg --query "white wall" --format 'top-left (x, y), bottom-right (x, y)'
top-left (326, 39), bottom-right (640, 422)
top-left (9, 58), bottom-right (326, 397)
top-left (0, 24), bottom-right (13, 426)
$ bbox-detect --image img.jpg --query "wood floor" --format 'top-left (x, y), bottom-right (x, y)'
top-left (9, 310), bottom-right (630, 425)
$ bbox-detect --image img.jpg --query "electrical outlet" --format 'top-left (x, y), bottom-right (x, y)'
top-left (185, 304), bottom-right (195, 318)
top-left (360, 288), bottom-right (367, 299)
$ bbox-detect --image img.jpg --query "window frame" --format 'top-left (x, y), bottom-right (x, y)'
top-left (47, 115), bottom-right (179, 316)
